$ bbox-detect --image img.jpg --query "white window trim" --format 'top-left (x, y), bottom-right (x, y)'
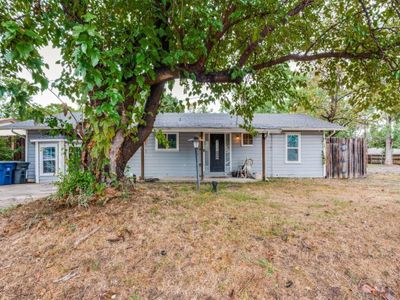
top-left (285, 132), bottom-right (301, 164)
top-left (155, 132), bottom-right (179, 152)
top-left (39, 143), bottom-right (59, 176)
top-left (241, 133), bottom-right (254, 147)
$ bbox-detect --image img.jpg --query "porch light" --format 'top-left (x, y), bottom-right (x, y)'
top-left (192, 136), bottom-right (200, 149)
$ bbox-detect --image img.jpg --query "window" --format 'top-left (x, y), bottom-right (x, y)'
top-left (40, 144), bottom-right (57, 175)
top-left (241, 133), bottom-right (253, 146)
top-left (215, 139), bottom-right (220, 160)
top-left (286, 133), bottom-right (301, 163)
top-left (155, 133), bottom-right (179, 151)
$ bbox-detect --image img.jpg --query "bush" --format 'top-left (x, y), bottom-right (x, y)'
top-left (0, 138), bottom-right (15, 160)
top-left (55, 146), bottom-right (104, 207)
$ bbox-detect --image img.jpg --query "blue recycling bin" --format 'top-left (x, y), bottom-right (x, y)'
top-left (0, 162), bottom-right (17, 185)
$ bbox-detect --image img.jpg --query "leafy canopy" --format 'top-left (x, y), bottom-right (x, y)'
top-left (0, 0), bottom-right (399, 177)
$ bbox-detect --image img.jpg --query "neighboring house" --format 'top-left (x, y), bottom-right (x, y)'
top-left (0, 112), bottom-right (343, 183)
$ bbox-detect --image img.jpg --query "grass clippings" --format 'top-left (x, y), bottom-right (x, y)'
top-left (0, 173), bottom-right (400, 299)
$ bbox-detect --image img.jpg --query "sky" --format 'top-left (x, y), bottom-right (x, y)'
top-left (28, 46), bottom-right (220, 111)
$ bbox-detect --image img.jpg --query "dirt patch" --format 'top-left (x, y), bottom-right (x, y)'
top-left (0, 175), bottom-right (400, 299)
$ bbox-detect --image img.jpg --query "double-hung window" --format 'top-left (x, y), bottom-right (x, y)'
top-left (155, 133), bottom-right (179, 151)
top-left (286, 133), bottom-right (301, 163)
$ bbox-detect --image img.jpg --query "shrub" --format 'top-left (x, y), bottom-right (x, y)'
top-left (55, 146), bottom-right (104, 207)
top-left (0, 138), bottom-right (15, 160)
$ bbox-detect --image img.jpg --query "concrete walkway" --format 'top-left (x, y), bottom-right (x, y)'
top-left (0, 184), bottom-right (57, 209)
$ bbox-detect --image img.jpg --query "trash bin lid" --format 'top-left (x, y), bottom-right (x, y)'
top-left (14, 162), bottom-right (30, 169)
top-left (0, 162), bottom-right (17, 168)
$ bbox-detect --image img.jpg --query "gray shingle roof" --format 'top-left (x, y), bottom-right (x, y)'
top-left (0, 112), bottom-right (81, 130)
top-left (0, 112), bottom-right (344, 131)
top-left (154, 113), bottom-right (344, 130)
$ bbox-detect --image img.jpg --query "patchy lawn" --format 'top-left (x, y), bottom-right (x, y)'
top-left (1, 173), bottom-right (400, 299)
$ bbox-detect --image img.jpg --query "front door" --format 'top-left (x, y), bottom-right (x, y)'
top-left (39, 143), bottom-right (58, 176)
top-left (210, 134), bottom-right (225, 172)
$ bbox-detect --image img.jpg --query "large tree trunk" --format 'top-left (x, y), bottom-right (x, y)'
top-left (385, 115), bottom-right (393, 166)
top-left (108, 82), bottom-right (166, 179)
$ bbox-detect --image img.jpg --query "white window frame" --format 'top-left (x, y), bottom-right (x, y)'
top-left (285, 132), bottom-right (301, 163)
top-left (155, 132), bottom-right (179, 152)
top-left (241, 133), bottom-right (254, 147)
top-left (39, 143), bottom-right (59, 176)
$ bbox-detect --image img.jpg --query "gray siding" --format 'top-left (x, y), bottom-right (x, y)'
top-left (127, 131), bottom-right (324, 179)
top-left (127, 132), bottom-right (201, 178)
top-left (27, 130), bottom-right (65, 183)
top-left (231, 133), bottom-right (265, 177)
top-left (269, 132), bottom-right (324, 177)
top-left (25, 129), bottom-right (324, 181)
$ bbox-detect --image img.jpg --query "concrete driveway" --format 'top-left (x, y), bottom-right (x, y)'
top-left (0, 184), bottom-right (57, 209)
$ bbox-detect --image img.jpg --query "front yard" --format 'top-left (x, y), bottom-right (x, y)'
top-left (1, 171), bottom-right (399, 299)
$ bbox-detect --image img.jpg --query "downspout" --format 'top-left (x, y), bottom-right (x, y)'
top-left (270, 132), bottom-right (273, 177)
top-left (267, 131), bottom-right (270, 179)
top-left (11, 128), bottom-right (25, 139)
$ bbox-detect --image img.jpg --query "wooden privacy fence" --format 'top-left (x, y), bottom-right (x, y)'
top-left (325, 138), bottom-right (367, 178)
top-left (368, 154), bottom-right (400, 165)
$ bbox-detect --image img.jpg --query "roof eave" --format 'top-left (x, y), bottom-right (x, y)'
top-left (280, 127), bottom-right (345, 131)
top-left (153, 127), bottom-right (282, 133)
top-left (0, 125), bottom-right (50, 130)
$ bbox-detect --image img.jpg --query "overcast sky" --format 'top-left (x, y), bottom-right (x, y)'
top-left (28, 46), bottom-right (219, 111)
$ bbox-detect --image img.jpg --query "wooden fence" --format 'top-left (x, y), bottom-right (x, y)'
top-left (368, 154), bottom-right (400, 165)
top-left (325, 138), bottom-right (367, 178)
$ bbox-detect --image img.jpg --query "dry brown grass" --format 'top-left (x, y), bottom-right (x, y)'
top-left (1, 173), bottom-right (400, 299)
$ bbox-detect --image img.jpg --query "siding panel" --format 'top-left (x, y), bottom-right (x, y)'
top-left (127, 132), bottom-right (201, 178)
top-left (270, 132), bottom-right (324, 177)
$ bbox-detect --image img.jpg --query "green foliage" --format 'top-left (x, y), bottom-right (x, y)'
top-left (0, 138), bottom-right (15, 160)
top-left (369, 120), bottom-right (400, 149)
top-left (1, 0), bottom-right (399, 182)
top-left (159, 94), bottom-right (184, 113)
top-left (55, 146), bottom-right (104, 207)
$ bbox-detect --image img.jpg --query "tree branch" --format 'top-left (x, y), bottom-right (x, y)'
top-left (150, 50), bottom-right (379, 86)
top-left (195, 6), bottom-right (270, 71)
top-left (238, 0), bottom-right (314, 67)
top-left (252, 51), bottom-right (378, 70)
top-left (358, 0), bottom-right (398, 70)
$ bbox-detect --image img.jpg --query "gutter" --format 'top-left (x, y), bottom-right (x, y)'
top-left (11, 129), bottom-right (26, 139)
top-left (280, 127), bottom-right (345, 131)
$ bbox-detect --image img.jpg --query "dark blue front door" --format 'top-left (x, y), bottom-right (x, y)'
top-left (210, 134), bottom-right (225, 172)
